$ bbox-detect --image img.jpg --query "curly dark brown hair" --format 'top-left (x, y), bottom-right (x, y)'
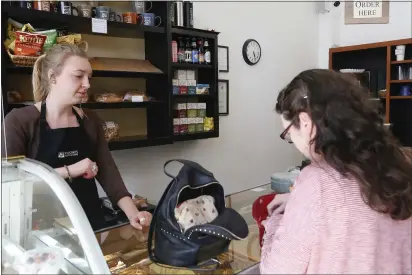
top-left (276, 69), bottom-right (412, 220)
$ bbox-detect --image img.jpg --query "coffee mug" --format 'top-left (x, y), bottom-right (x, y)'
top-left (122, 12), bottom-right (138, 24)
top-left (140, 13), bottom-right (161, 27)
top-left (400, 85), bottom-right (411, 96)
top-left (110, 12), bottom-right (122, 22)
top-left (60, 1), bottom-right (78, 16)
top-left (34, 0), bottom-right (50, 11)
top-left (96, 6), bottom-right (110, 20)
top-left (132, 1), bottom-right (152, 13)
top-left (78, 4), bottom-right (92, 18)
top-left (18, 1), bottom-right (33, 9)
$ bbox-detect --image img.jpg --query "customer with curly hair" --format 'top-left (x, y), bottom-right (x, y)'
top-left (260, 69), bottom-right (412, 274)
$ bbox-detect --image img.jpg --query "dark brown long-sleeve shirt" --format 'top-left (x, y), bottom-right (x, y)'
top-left (1, 105), bottom-right (131, 204)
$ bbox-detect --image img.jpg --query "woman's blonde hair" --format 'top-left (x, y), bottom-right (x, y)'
top-left (32, 43), bottom-right (88, 102)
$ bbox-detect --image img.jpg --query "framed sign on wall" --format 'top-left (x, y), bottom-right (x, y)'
top-left (345, 1), bottom-right (389, 24)
top-left (218, 46), bottom-right (229, 72)
top-left (218, 79), bottom-right (229, 115)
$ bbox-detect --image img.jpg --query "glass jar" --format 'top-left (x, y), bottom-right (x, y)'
top-left (197, 103), bottom-right (206, 117)
top-left (187, 103), bottom-right (198, 118)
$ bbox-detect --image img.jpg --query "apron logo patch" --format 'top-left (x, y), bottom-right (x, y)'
top-left (58, 150), bottom-right (79, 158)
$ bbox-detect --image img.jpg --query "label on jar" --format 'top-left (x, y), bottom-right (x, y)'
top-left (172, 41), bottom-right (178, 62)
top-left (192, 49), bottom-right (199, 64)
top-left (188, 118), bottom-right (197, 124)
top-left (205, 51), bottom-right (211, 63)
top-left (173, 118), bottom-right (180, 125)
top-left (177, 103), bottom-right (187, 110)
top-left (179, 118), bottom-right (188, 124)
top-left (185, 49), bottom-right (192, 63)
top-left (197, 103), bottom-right (206, 109)
top-left (187, 103), bottom-right (197, 110)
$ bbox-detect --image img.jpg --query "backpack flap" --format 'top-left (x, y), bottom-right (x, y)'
top-left (184, 208), bottom-right (249, 243)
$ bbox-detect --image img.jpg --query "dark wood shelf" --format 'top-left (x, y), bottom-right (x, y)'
top-left (8, 101), bottom-right (164, 109)
top-left (390, 80), bottom-right (412, 84)
top-left (3, 5), bottom-right (164, 39)
top-left (173, 94), bottom-right (214, 99)
top-left (6, 66), bottom-right (163, 78)
top-left (172, 63), bottom-right (213, 69)
top-left (391, 59), bottom-right (412, 64)
top-left (109, 135), bottom-right (172, 151)
top-left (390, 96), bottom-right (412, 99)
top-left (171, 26), bottom-right (220, 39)
top-left (174, 131), bottom-right (218, 142)
top-left (2, 2), bottom-right (220, 149)
top-left (329, 38), bottom-right (412, 147)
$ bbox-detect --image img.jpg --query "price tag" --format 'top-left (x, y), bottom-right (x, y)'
top-left (132, 95), bottom-right (144, 102)
top-left (91, 18), bottom-right (107, 34)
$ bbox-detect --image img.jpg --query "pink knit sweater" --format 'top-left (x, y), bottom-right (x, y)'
top-left (260, 163), bottom-right (412, 274)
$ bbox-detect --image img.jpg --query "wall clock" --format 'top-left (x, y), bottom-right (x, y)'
top-left (242, 39), bottom-right (261, 65)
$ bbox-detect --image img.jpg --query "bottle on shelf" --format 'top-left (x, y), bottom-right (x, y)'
top-left (204, 39), bottom-right (211, 65)
top-left (198, 38), bottom-right (204, 65)
top-left (191, 37), bottom-right (198, 64)
top-left (185, 38), bottom-right (192, 63)
top-left (172, 40), bottom-right (178, 63)
top-left (178, 37), bottom-right (185, 63)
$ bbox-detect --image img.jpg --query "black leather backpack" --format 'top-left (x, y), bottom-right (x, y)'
top-left (148, 159), bottom-right (249, 268)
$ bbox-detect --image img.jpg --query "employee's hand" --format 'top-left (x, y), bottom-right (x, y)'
top-left (69, 158), bottom-right (98, 179)
top-left (129, 211), bottom-right (152, 230)
top-left (267, 193), bottom-right (291, 216)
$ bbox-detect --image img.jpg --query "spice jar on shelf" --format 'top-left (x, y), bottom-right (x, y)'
top-left (179, 118), bottom-right (188, 134)
top-left (173, 118), bottom-right (180, 135)
top-left (175, 103), bottom-right (187, 118)
top-left (188, 118), bottom-right (196, 134)
top-left (197, 103), bottom-right (206, 117)
top-left (195, 117), bottom-right (204, 132)
top-left (187, 103), bottom-right (198, 118)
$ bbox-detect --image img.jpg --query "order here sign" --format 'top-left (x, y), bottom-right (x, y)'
top-left (353, 1), bottom-right (383, 19)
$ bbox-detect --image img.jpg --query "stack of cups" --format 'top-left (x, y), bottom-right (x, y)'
top-left (395, 45), bottom-right (405, 61)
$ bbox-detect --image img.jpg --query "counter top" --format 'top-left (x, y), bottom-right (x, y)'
top-left (96, 184), bottom-right (274, 274)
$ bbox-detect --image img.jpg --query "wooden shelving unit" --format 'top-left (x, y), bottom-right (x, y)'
top-left (329, 38), bottom-right (412, 147)
top-left (1, 2), bottom-right (220, 150)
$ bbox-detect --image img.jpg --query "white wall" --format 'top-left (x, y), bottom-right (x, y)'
top-left (104, 2), bottom-right (319, 203)
top-left (318, 0), bottom-right (412, 68)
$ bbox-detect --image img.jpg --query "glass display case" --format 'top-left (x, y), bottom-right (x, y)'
top-left (1, 157), bottom-right (109, 274)
top-left (2, 157), bottom-right (273, 274)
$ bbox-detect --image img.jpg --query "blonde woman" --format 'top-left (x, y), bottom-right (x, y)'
top-left (2, 44), bottom-right (151, 231)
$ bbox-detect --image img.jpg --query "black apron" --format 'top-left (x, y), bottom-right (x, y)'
top-left (35, 102), bottom-right (105, 231)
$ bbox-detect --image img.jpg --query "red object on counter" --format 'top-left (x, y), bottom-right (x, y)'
top-left (252, 193), bottom-right (276, 248)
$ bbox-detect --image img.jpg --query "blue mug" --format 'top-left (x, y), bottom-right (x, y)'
top-left (140, 13), bottom-right (161, 27)
top-left (400, 85), bottom-right (411, 96)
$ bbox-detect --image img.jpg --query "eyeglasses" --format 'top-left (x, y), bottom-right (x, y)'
top-left (280, 122), bottom-right (293, 143)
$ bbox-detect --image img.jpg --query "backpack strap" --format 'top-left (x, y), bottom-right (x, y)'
top-left (163, 159), bottom-right (214, 179)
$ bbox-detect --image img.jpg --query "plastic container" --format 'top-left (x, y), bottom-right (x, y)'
top-left (197, 103), bottom-right (206, 117)
top-left (270, 171), bottom-right (299, 193)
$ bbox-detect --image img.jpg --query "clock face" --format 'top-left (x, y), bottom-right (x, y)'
top-left (242, 39), bottom-right (261, 65)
